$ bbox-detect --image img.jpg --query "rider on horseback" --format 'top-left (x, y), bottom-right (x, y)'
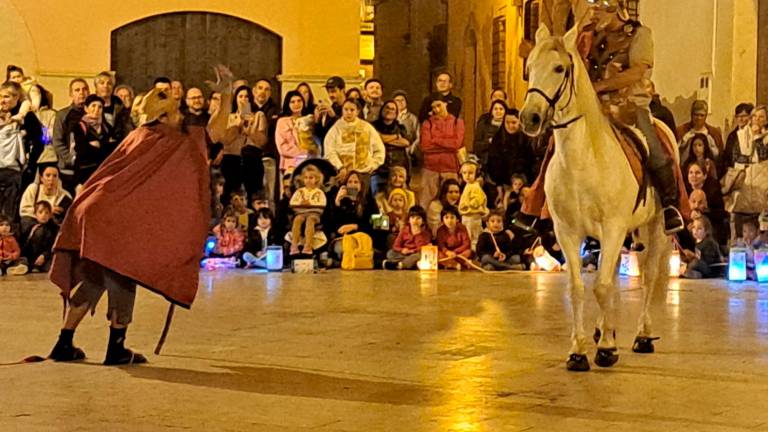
top-left (518, 0), bottom-right (686, 235)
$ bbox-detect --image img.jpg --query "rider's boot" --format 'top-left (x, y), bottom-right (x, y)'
top-left (649, 161), bottom-right (685, 235)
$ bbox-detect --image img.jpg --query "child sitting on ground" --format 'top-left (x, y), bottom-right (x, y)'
top-left (229, 191), bottom-right (252, 232)
top-left (384, 205), bottom-right (432, 270)
top-left (734, 220), bottom-right (764, 280)
top-left (0, 215), bottom-right (27, 276)
top-left (242, 208), bottom-right (281, 268)
top-left (386, 188), bottom-right (409, 236)
top-left (458, 160), bottom-right (489, 249)
top-left (682, 215), bottom-right (723, 279)
top-left (21, 201), bottom-right (59, 273)
top-left (289, 165), bottom-right (326, 255)
top-left (211, 210), bottom-right (246, 259)
top-left (436, 205), bottom-right (472, 270)
top-left (477, 211), bottom-right (524, 271)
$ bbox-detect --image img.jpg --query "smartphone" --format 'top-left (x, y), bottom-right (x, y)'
top-left (346, 187), bottom-right (359, 200)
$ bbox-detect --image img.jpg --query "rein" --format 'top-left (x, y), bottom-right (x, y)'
top-left (526, 54), bottom-right (583, 130)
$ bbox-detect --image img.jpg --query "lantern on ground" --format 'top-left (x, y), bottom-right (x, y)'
top-left (266, 246), bottom-right (283, 271)
top-left (669, 250), bottom-right (681, 277)
top-left (728, 247), bottom-right (747, 281)
top-left (755, 248), bottom-right (768, 283)
top-left (619, 251), bottom-right (640, 277)
top-left (418, 245), bottom-right (439, 271)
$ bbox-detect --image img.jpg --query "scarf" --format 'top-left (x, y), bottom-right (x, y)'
top-left (81, 114), bottom-right (103, 133)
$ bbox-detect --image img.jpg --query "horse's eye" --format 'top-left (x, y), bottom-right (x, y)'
top-left (554, 65), bottom-right (565, 74)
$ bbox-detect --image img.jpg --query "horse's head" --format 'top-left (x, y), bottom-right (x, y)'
top-left (520, 25), bottom-right (580, 137)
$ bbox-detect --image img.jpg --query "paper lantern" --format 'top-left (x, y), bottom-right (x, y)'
top-left (728, 247), bottom-right (747, 281)
top-left (755, 248), bottom-right (768, 283)
top-left (619, 252), bottom-right (640, 277)
top-left (669, 250), bottom-right (681, 277)
top-left (292, 259), bottom-right (315, 274)
top-left (266, 246), bottom-right (283, 271)
top-left (418, 245), bottom-right (439, 271)
top-left (532, 245), bottom-right (561, 272)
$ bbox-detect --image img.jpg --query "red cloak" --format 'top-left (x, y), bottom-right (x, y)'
top-left (50, 123), bottom-right (211, 308)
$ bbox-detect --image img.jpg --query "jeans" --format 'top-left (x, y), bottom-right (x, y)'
top-left (386, 250), bottom-right (421, 269)
top-left (635, 107), bottom-right (666, 171)
top-left (480, 254), bottom-right (522, 270)
top-left (0, 168), bottom-right (21, 220)
top-left (262, 157), bottom-right (277, 211)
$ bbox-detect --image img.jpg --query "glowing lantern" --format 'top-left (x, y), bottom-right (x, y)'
top-left (619, 252), bottom-right (640, 277)
top-left (204, 236), bottom-right (217, 257)
top-left (728, 247), bottom-right (747, 281)
top-left (669, 250), bottom-right (681, 277)
top-left (532, 245), bottom-right (561, 272)
top-left (755, 248), bottom-right (768, 283)
top-left (418, 245), bottom-right (439, 271)
top-left (266, 246), bottom-right (283, 271)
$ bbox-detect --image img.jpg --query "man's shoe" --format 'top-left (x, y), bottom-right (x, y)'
top-left (383, 260), bottom-right (398, 270)
top-left (662, 206), bottom-right (685, 235)
top-left (104, 347), bottom-right (147, 366)
top-left (49, 340), bottom-right (86, 362)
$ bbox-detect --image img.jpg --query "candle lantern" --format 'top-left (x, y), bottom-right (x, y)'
top-left (266, 246), bottom-right (283, 271)
top-left (418, 245), bottom-right (439, 271)
top-left (728, 247), bottom-right (747, 281)
top-left (669, 250), bottom-right (681, 277)
top-left (755, 248), bottom-right (768, 283)
top-left (619, 252), bottom-right (640, 277)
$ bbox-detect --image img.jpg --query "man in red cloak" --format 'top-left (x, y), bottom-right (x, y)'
top-left (47, 66), bottom-right (233, 365)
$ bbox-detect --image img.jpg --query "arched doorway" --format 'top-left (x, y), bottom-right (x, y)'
top-left (111, 12), bottom-right (282, 93)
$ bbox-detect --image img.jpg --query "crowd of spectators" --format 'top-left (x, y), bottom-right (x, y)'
top-left (1, 63), bottom-right (767, 278)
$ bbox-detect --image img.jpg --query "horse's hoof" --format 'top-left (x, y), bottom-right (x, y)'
top-left (594, 348), bottom-right (619, 367)
top-left (566, 354), bottom-right (590, 372)
top-left (632, 336), bottom-right (659, 354)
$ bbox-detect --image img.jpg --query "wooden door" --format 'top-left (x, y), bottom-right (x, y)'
top-left (111, 12), bottom-right (282, 94)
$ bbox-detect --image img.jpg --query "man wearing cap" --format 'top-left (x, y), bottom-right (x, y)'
top-left (315, 76), bottom-right (346, 143)
top-left (676, 99), bottom-right (724, 167)
top-left (47, 66), bottom-right (233, 366)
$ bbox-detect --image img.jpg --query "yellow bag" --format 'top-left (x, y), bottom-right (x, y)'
top-left (341, 232), bottom-right (374, 270)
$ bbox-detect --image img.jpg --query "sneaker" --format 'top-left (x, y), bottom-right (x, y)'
top-left (662, 206), bottom-right (685, 235)
top-left (7, 263), bottom-right (28, 276)
top-left (383, 260), bottom-right (398, 270)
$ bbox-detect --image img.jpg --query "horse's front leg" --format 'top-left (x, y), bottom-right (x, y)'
top-left (553, 229), bottom-right (590, 371)
top-left (593, 228), bottom-right (625, 367)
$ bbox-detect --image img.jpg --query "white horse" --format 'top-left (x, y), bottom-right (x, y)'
top-left (519, 25), bottom-right (677, 371)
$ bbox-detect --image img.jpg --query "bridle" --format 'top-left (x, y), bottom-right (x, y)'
top-left (525, 53), bottom-right (583, 130)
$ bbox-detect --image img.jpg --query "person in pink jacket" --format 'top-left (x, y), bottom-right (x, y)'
top-left (419, 95), bottom-right (465, 208)
top-left (276, 90), bottom-right (318, 174)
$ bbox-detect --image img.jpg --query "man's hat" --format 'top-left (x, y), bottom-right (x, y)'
top-left (134, 88), bottom-right (179, 125)
top-left (325, 76), bottom-right (345, 89)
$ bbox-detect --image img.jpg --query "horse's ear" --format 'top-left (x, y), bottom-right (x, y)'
top-left (535, 25), bottom-right (552, 45)
top-left (563, 24), bottom-right (578, 50)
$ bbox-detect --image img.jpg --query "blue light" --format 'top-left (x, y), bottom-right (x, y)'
top-left (728, 248), bottom-right (747, 281)
top-left (755, 249), bottom-right (768, 283)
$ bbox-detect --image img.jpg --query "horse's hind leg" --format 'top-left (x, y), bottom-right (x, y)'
top-left (593, 228), bottom-right (624, 367)
top-left (635, 219), bottom-right (669, 353)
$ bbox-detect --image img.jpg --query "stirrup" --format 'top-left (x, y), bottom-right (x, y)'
top-left (662, 206), bottom-right (685, 235)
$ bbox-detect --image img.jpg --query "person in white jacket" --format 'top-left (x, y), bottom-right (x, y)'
top-left (323, 99), bottom-right (384, 182)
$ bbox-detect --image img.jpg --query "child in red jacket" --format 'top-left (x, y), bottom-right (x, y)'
top-left (436, 205), bottom-right (472, 270)
top-left (212, 211), bottom-right (245, 258)
top-left (0, 215), bottom-right (27, 276)
top-left (384, 206), bottom-right (432, 269)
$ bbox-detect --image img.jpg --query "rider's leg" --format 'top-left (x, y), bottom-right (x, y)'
top-left (517, 137), bottom-right (556, 230)
top-left (636, 108), bottom-right (685, 234)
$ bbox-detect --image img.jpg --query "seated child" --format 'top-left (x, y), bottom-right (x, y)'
top-left (210, 175), bottom-right (225, 230)
top-left (242, 208), bottom-right (281, 268)
top-left (385, 205), bottom-right (432, 270)
top-left (21, 201), bottom-right (59, 273)
top-left (682, 215), bottom-right (723, 279)
top-left (230, 191), bottom-right (253, 232)
top-left (211, 210), bottom-right (246, 259)
top-left (289, 165), bottom-right (327, 255)
top-left (376, 166), bottom-right (416, 213)
top-left (734, 220), bottom-right (763, 280)
top-left (477, 211), bottom-right (524, 271)
top-left (436, 205), bottom-right (472, 270)
top-left (386, 188), bottom-right (409, 235)
top-left (458, 160), bottom-right (489, 249)
top-left (0, 215), bottom-right (27, 276)
top-left (502, 174), bottom-right (527, 214)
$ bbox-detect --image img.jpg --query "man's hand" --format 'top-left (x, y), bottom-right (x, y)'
top-left (205, 64), bottom-right (234, 94)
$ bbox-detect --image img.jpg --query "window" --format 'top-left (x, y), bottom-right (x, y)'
top-left (523, 0), bottom-right (540, 42)
top-left (492, 16), bottom-right (507, 91)
top-left (626, 0), bottom-right (639, 20)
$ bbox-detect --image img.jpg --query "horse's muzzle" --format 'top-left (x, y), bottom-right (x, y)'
top-left (520, 109), bottom-right (546, 137)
